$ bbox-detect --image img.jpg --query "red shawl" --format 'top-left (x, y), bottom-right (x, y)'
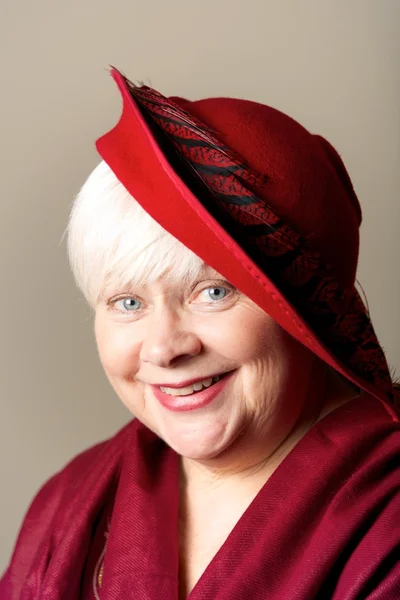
top-left (1, 393), bottom-right (399, 599)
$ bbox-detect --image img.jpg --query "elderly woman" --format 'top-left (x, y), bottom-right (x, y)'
top-left (1, 68), bottom-right (399, 600)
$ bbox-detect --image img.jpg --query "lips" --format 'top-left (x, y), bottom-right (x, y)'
top-left (150, 371), bottom-right (235, 412)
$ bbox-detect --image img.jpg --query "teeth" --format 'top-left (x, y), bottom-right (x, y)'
top-left (159, 384), bottom-right (196, 396)
top-left (160, 374), bottom-right (223, 397)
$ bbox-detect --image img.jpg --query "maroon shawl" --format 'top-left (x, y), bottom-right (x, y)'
top-left (1, 393), bottom-right (399, 599)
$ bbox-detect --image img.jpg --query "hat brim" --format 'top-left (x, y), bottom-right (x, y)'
top-left (96, 68), bottom-right (396, 419)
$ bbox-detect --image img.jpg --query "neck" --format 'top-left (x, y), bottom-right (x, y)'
top-left (180, 410), bottom-right (313, 502)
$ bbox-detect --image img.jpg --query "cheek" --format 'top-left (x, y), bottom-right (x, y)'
top-left (208, 310), bottom-right (277, 364)
top-left (215, 310), bottom-right (312, 397)
top-left (95, 318), bottom-right (141, 381)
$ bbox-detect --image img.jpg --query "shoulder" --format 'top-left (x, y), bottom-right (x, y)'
top-left (33, 418), bottom-right (135, 506)
top-left (314, 394), bottom-right (400, 596)
top-left (0, 419), bottom-right (136, 595)
top-left (315, 392), bottom-right (400, 492)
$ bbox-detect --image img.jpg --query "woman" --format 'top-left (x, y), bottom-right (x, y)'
top-left (1, 67), bottom-right (399, 599)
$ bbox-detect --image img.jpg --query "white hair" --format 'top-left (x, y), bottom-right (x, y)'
top-left (67, 160), bottom-right (204, 307)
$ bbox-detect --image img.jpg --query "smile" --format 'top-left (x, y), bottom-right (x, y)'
top-left (150, 371), bottom-right (235, 412)
top-left (159, 375), bottom-right (221, 397)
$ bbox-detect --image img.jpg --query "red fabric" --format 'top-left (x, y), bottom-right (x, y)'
top-left (2, 393), bottom-right (400, 599)
top-left (95, 69), bottom-right (397, 416)
top-left (152, 94), bottom-right (361, 290)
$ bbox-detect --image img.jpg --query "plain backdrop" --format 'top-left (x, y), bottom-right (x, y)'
top-left (1, 0), bottom-right (399, 570)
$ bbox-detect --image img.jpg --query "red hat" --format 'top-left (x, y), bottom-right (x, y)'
top-left (96, 67), bottom-right (398, 420)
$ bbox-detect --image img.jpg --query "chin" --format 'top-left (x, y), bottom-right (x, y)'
top-left (157, 418), bottom-right (234, 461)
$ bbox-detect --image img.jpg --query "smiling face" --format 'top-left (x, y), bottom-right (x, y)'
top-left (68, 161), bottom-right (322, 468)
top-left (94, 264), bottom-right (317, 463)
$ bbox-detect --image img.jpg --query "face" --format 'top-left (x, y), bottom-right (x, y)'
top-left (95, 265), bottom-right (316, 465)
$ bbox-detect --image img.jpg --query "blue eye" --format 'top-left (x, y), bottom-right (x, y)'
top-left (206, 287), bottom-right (227, 301)
top-left (118, 297), bottom-right (141, 311)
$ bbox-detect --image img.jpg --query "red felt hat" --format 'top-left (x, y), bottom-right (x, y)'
top-left (96, 67), bottom-right (397, 420)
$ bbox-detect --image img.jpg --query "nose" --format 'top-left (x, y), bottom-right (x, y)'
top-left (139, 307), bottom-right (202, 368)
